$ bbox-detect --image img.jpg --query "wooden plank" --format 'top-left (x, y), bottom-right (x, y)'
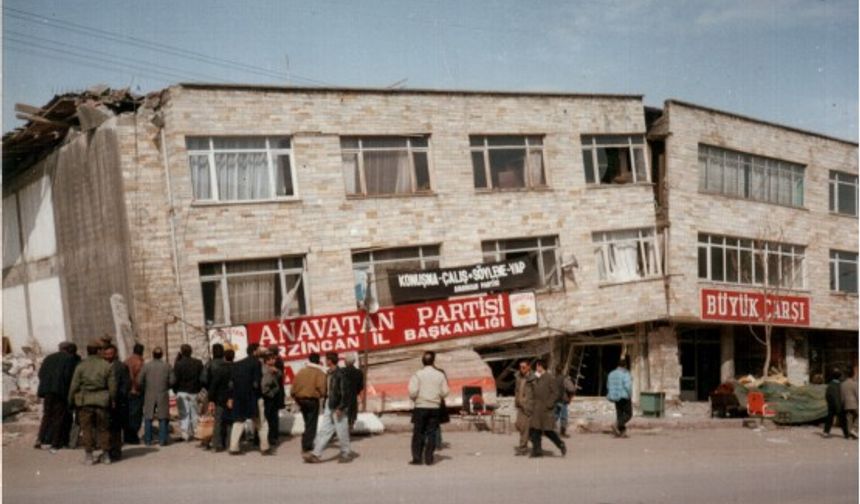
top-left (14, 103), bottom-right (43, 115)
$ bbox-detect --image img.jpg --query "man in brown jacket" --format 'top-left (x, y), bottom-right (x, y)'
top-left (290, 353), bottom-right (327, 453)
top-left (514, 359), bottom-right (533, 456)
top-left (68, 340), bottom-right (117, 465)
top-left (841, 364), bottom-right (858, 439)
top-left (525, 359), bottom-right (566, 458)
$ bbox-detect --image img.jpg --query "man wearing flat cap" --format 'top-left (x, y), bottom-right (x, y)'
top-left (68, 339), bottom-right (116, 465)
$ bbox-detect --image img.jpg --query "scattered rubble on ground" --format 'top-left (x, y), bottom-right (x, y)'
top-left (3, 349), bottom-right (43, 421)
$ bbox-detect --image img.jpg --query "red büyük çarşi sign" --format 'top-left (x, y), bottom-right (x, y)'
top-left (245, 292), bottom-right (537, 362)
top-left (700, 288), bottom-right (810, 326)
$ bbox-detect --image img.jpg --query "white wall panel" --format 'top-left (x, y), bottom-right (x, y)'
top-left (2, 285), bottom-right (29, 352)
top-left (18, 175), bottom-right (57, 261)
top-left (27, 276), bottom-right (66, 351)
top-left (3, 194), bottom-right (21, 268)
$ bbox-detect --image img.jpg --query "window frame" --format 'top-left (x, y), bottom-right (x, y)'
top-left (340, 136), bottom-right (432, 197)
top-left (592, 228), bottom-right (663, 284)
top-left (698, 144), bottom-right (805, 208)
top-left (830, 250), bottom-right (858, 294)
top-left (481, 235), bottom-right (561, 291)
top-left (829, 170), bottom-right (859, 217)
top-left (186, 136), bottom-right (297, 203)
top-left (580, 134), bottom-right (649, 185)
top-left (351, 245), bottom-right (441, 306)
top-left (199, 255), bottom-right (308, 327)
top-left (697, 233), bottom-right (806, 290)
top-left (469, 135), bottom-right (547, 191)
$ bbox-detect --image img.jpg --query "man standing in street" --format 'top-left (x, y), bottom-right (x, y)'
top-left (203, 343), bottom-right (232, 451)
top-left (823, 368), bottom-right (848, 439)
top-left (173, 344), bottom-right (204, 442)
top-left (140, 347), bottom-right (174, 447)
top-left (229, 344), bottom-right (268, 455)
top-left (841, 365), bottom-right (858, 439)
top-left (607, 358), bottom-right (633, 438)
top-left (525, 359), bottom-right (566, 458)
top-left (291, 353), bottom-right (327, 454)
top-left (304, 351), bottom-right (358, 464)
top-left (514, 359), bottom-right (533, 456)
top-left (261, 350), bottom-right (284, 451)
top-left (68, 340), bottom-right (116, 465)
top-left (407, 351), bottom-right (449, 466)
top-left (35, 342), bottom-right (77, 453)
top-left (124, 343), bottom-right (145, 444)
top-left (103, 344), bottom-right (130, 461)
top-left (343, 352), bottom-right (364, 432)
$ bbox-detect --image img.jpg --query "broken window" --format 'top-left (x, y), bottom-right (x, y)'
top-left (199, 256), bottom-right (307, 327)
top-left (186, 137), bottom-right (295, 202)
top-left (829, 171), bottom-right (858, 216)
top-left (592, 228), bottom-right (661, 283)
top-left (470, 135), bottom-right (546, 190)
top-left (341, 137), bottom-right (431, 196)
top-left (698, 233), bottom-right (805, 289)
top-left (352, 245), bottom-right (440, 307)
top-left (581, 135), bottom-right (648, 185)
top-left (698, 145), bottom-right (804, 207)
top-left (830, 250), bottom-right (858, 294)
top-left (482, 236), bottom-right (560, 290)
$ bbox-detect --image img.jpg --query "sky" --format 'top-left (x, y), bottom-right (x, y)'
top-left (2, 0), bottom-right (858, 141)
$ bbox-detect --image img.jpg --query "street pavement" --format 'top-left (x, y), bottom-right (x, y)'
top-left (2, 426), bottom-right (857, 504)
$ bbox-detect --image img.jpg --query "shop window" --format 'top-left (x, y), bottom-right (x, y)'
top-left (698, 233), bottom-right (805, 289)
top-left (199, 256), bottom-right (307, 327)
top-left (341, 136), bottom-right (431, 196)
top-left (830, 250), bottom-right (858, 294)
top-left (829, 171), bottom-right (858, 216)
top-left (482, 236), bottom-right (560, 290)
top-left (352, 245), bottom-right (440, 307)
top-left (186, 137), bottom-right (295, 202)
top-left (593, 228), bottom-right (662, 283)
top-left (698, 145), bottom-right (804, 207)
top-left (581, 135), bottom-right (648, 185)
top-left (470, 135), bottom-right (546, 190)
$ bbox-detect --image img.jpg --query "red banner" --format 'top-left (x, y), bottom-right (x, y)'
top-left (246, 292), bottom-right (537, 362)
top-left (700, 288), bottom-right (810, 326)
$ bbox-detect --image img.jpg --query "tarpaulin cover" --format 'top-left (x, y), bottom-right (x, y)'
top-left (734, 382), bottom-right (827, 424)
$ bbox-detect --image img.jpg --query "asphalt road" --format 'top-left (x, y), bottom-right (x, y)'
top-left (3, 427), bottom-right (857, 504)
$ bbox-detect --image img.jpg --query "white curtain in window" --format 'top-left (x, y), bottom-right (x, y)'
top-left (527, 151), bottom-right (545, 186)
top-left (342, 154), bottom-right (359, 194)
top-left (189, 155), bottom-right (211, 199)
top-left (227, 274), bottom-right (277, 324)
top-left (364, 151), bottom-right (411, 194)
top-left (216, 152), bottom-right (270, 200)
top-left (609, 241), bottom-right (640, 281)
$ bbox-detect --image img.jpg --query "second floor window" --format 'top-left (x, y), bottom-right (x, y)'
top-left (186, 137), bottom-right (294, 202)
top-left (482, 236), bottom-right (560, 290)
top-left (829, 171), bottom-right (858, 216)
top-left (341, 137), bottom-right (431, 196)
top-left (470, 135), bottom-right (546, 190)
top-left (698, 145), bottom-right (804, 207)
top-left (199, 256), bottom-right (307, 327)
top-left (830, 250), bottom-right (858, 294)
top-left (593, 228), bottom-right (662, 283)
top-left (697, 233), bottom-right (805, 290)
top-left (352, 245), bottom-right (441, 307)
top-left (581, 135), bottom-right (648, 185)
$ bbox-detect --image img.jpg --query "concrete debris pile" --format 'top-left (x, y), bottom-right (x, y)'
top-left (2, 349), bottom-right (43, 418)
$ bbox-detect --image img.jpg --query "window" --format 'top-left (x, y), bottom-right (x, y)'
top-left (829, 171), bottom-right (858, 216)
top-left (697, 233), bottom-right (805, 289)
top-left (186, 137), bottom-right (295, 202)
top-left (698, 145), bottom-right (804, 207)
top-left (470, 135), bottom-right (546, 190)
top-left (581, 135), bottom-right (648, 185)
top-left (199, 256), bottom-right (307, 327)
top-left (830, 250), bottom-right (858, 294)
top-left (352, 245), bottom-right (440, 307)
top-left (482, 236), bottom-right (560, 290)
top-left (593, 228), bottom-right (662, 283)
top-left (341, 137), bottom-right (431, 196)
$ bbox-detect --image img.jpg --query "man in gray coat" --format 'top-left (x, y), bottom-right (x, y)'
top-left (525, 359), bottom-right (566, 458)
top-left (841, 365), bottom-right (858, 439)
top-left (139, 347), bottom-right (174, 446)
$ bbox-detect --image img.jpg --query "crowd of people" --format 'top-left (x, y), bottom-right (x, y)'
top-left (822, 366), bottom-right (859, 439)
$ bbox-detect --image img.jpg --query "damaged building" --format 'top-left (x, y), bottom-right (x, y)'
top-left (2, 84), bottom-right (857, 410)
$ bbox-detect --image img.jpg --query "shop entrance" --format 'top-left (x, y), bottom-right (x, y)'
top-left (679, 328), bottom-right (721, 401)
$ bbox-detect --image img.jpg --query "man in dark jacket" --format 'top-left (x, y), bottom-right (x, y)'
top-left (304, 352), bottom-right (358, 464)
top-left (68, 340), bottom-right (117, 465)
top-left (103, 344), bottom-right (131, 461)
top-left (140, 347), bottom-right (174, 447)
top-left (205, 345), bottom-right (233, 452)
top-left (124, 343), bottom-right (145, 444)
top-left (228, 344), bottom-right (268, 454)
top-left (261, 350), bottom-right (284, 449)
top-left (35, 342), bottom-right (77, 452)
top-left (173, 344), bottom-right (204, 442)
top-left (823, 368), bottom-right (849, 439)
top-left (343, 352), bottom-right (365, 432)
top-left (525, 359), bottom-right (566, 458)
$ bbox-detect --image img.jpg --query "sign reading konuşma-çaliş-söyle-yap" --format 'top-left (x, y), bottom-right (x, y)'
top-left (700, 288), bottom-right (810, 326)
top-left (245, 291), bottom-right (538, 362)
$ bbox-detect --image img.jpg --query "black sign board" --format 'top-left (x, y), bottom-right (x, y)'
top-left (388, 258), bottom-right (539, 304)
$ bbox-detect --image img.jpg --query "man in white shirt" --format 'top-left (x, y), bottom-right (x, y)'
top-left (408, 351), bottom-right (449, 465)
